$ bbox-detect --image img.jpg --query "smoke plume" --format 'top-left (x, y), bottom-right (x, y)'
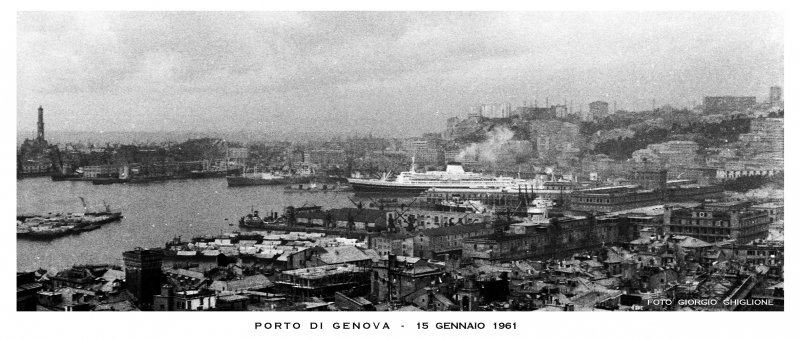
top-left (458, 127), bottom-right (516, 164)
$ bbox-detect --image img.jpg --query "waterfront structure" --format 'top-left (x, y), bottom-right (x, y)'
top-left (82, 164), bottom-right (120, 178)
top-left (571, 186), bottom-right (662, 213)
top-left (123, 247), bottom-right (165, 308)
top-left (663, 203), bottom-right (770, 244)
top-left (36, 106), bottom-right (45, 141)
top-left (17, 106), bottom-right (54, 177)
top-left (703, 96), bottom-right (756, 114)
top-left (294, 208), bottom-right (389, 231)
top-left (421, 182), bottom-right (574, 209)
top-left (571, 182), bottom-right (723, 213)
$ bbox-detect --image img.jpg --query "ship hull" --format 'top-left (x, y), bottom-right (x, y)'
top-left (91, 178), bottom-right (130, 185)
top-left (348, 182), bottom-right (448, 194)
top-left (227, 176), bottom-right (313, 187)
top-left (51, 173), bottom-right (81, 181)
top-left (17, 171), bottom-right (52, 179)
top-left (348, 180), bottom-right (504, 194)
top-left (188, 168), bottom-right (242, 179)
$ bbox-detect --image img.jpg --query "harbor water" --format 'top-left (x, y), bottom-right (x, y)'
top-left (16, 177), bottom-right (359, 271)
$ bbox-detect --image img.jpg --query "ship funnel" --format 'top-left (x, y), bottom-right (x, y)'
top-left (445, 163), bottom-right (465, 174)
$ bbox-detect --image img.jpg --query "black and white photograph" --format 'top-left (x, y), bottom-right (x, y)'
top-left (8, 5), bottom-right (793, 339)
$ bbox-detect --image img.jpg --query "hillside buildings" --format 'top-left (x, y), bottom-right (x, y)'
top-left (703, 96), bottom-right (757, 114)
top-left (589, 101), bottom-right (609, 119)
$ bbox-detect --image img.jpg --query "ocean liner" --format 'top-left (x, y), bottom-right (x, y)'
top-left (347, 162), bottom-right (515, 194)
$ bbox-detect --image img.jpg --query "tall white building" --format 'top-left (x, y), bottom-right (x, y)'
top-left (471, 103), bottom-right (512, 118)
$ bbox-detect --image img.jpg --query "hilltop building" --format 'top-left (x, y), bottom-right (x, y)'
top-left (703, 96), bottom-right (756, 114)
top-left (589, 101), bottom-right (609, 119)
top-left (769, 86), bottom-right (783, 107)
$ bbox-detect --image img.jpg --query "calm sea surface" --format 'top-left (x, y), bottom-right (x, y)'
top-left (16, 177), bottom-right (359, 271)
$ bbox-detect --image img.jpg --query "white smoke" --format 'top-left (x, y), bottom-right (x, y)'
top-left (727, 183), bottom-right (784, 202)
top-left (457, 127), bottom-right (516, 164)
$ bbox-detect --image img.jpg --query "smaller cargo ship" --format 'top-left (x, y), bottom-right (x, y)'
top-left (284, 182), bottom-right (350, 193)
top-left (188, 168), bottom-right (242, 179)
top-left (239, 210), bottom-right (286, 228)
top-left (227, 166), bottom-right (315, 187)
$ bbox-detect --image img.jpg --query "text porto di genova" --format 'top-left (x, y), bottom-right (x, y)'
top-left (255, 321), bottom-right (517, 330)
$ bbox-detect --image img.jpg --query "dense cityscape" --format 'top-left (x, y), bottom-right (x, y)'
top-left (17, 85), bottom-right (784, 311)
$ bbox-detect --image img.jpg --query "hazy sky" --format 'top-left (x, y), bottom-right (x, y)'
top-left (17, 12), bottom-right (783, 138)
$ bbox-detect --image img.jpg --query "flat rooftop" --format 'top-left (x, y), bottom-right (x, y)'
top-left (280, 264), bottom-right (369, 279)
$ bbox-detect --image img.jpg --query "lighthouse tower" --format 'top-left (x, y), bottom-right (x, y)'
top-left (36, 106), bottom-right (45, 142)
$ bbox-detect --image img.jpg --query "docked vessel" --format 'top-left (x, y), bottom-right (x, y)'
top-left (284, 182), bottom-right (350, 192)
top-left (17, 210), bottom-right (123, 239)
top-left (347, 162), bottom-right (516, 194)
top-left (239, 210), bottom-right (286, 228)
top-left (227, 167), bottom-right (314, 187)
top-left (187, 168), bottom-right (241, 179)
top-left (91, 177), bottom-right (129, 185)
